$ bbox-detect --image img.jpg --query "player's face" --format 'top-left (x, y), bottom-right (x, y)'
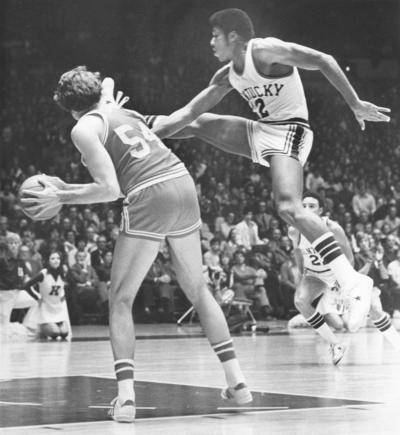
top-left (302, 197), bottom-right (321, 216)
top-left (210, 27), bottom-right (232, 62)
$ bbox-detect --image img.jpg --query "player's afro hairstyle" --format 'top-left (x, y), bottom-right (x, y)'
top-left (54, 66), bottom-right (102, 112)
top-left (209, 8), bottom-right (255, 41)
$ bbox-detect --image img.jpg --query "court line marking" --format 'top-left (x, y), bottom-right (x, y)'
top-left (0, 401), bottom-right (42, 406)
top-left (0, 403), bottom-right (386, 431)
top-left (0, 373), bottom-right (383, 404)
top-left (89, 405), bottom-right (156, 410)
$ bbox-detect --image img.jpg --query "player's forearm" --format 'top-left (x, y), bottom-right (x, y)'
top-left (57, 182), bottom-right (120, 204)
top-left (319, 55), bottom-right (360, 108)
top-left (153, 84), bottom-right (230, 139)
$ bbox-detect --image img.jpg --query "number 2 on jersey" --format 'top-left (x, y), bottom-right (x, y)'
top-left (255, 98), bottom-right (269, 118)
top-left (114, 122), bottom-right (162, 159)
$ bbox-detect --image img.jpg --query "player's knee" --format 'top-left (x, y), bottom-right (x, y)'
top-left (109, 292), bottom-right (134, 312)
top-left (294, 291), bottom-right (311, 312)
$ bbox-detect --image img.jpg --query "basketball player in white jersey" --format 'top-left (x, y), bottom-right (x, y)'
top-left (21, 67), bottom-right (251, 422)
top-left (289, 192), bottom-right (400, 364)
top-left (148, 8), bottom-right (391, 329)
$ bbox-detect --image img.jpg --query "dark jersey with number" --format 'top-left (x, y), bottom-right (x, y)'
top-left (80, 108), bottom-right (188, 197)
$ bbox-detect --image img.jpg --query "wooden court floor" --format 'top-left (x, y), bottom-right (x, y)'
top-left (1, 323), bottom-right (400, 434)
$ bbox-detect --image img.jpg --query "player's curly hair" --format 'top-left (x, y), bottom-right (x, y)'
top-left (54, 66), bottom-right (102, 112)
top-left (210, 8), bottom-right (255, 41)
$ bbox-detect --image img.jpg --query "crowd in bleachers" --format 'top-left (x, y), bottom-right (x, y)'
top-left (1, 1), bottom-right (399, 329)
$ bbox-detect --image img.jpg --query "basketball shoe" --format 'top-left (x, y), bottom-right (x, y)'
top-left (109, 397), bottom-right (136, 423)
top-left (330, 343), bottom-right (346, 365)
top-left (221, 383), bottom-right (253, 405)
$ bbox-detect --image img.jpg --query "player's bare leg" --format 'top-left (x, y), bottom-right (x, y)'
top-left (108, 235), bottom-right (161, 422)
top-left (294, 275), bottom-right (345, 364)
top-left (167, 230), bottom-right (252, 405)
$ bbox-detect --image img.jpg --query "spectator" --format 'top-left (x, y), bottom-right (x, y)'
top-left (254, 201), bottom-right (273, 239)
top-left (203, 238), bottom-right (221, 268)
top-left (96, 250), bottom-right (113, 323)
top-left (234, 208), bottom-right (263, 251)
top-left (231, 251), bottom-right (270, 317)
top-left (352, 183), bottom-right (376, 218)
top-left (280, 251), bottom-right (302, 318)
top-left (67, 251), bottom-right (100, 324)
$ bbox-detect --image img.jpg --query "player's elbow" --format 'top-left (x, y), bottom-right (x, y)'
top-left (317, 53), bottom-right (335, 70)
top-left (103, 183), bottom-right (120, 201)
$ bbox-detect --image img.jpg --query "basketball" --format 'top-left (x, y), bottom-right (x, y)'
top-left (19, 174), bottom-right (63, 221)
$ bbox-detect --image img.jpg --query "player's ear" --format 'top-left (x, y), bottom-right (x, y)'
top-left (227, 31), bottom-right (239, 43)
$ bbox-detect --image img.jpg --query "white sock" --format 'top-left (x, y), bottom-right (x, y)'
top-left (312, 233), bottom-right (357, 288)
top-left (212, 340), bottom-right (246, 387)
top-left (374, 314), bottom-right (400, 351)
top-left (114, 359), bottom-right (135, 402)
top-left (306, 311), bottom-right (338, 345)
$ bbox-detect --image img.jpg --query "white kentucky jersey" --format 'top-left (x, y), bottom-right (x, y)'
top-left (297, 217), bottom-right (334, 275)
top-left (228, 38), bottom-right (308, 122)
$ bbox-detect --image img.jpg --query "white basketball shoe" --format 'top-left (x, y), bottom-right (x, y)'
top-left (109, 397), bottom-right (136, 423)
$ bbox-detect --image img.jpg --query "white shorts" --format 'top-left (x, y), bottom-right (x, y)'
top-left (304, 268), bottom-right (337, 289)
top-left (246, 119), bottom-right (313, 167)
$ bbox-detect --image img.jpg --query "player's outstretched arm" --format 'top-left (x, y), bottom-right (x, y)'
top-left (257, 38), bottom-right (390, 130)
top-left (152, 65), bottom-right (232, 139)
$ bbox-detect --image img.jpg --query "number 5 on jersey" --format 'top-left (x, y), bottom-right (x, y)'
top-left (114, 122), bottom-right (164, 159)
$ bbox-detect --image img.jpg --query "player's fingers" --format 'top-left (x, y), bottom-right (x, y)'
top-left (118, 96), bottom-right (130, 107)
top-left (377, 106), bottom-right (391, 113)
top-left (358, 119), bottom-right (365, 131)
top-left (369, 113), bottom-right (391, 122)
top-left (20, 190), bottom-right (41, 198)
top-left (116, 91), bottom-right (123, 102)
top-left (20, 198), bottom-right (38, 205)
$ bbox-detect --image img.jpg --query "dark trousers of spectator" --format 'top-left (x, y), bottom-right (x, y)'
top-left (280, 284), bottom-right (297, 319)
top-left (265, 281), bottom-right (286, 319)
top-left (66, 285), bottom-right (99, 325)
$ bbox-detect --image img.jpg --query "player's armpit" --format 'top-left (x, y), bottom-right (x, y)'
top-left (209, 64), bottom-right (232, 87)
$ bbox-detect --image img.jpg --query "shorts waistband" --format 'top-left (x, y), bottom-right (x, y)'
top-left (260, 117), bottom-right (310, 128)
top-left (125, 167), bottom-right (189, 202)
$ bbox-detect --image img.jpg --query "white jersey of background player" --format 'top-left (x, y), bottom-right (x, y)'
top-left (289, 193), bottom-right (400, 363)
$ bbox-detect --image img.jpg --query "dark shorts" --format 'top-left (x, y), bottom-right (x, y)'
top-left (120, 174), bottom-right (201, 241)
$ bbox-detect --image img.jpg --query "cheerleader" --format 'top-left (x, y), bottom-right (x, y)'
top-left (24, 252), bottom-right (71, 339)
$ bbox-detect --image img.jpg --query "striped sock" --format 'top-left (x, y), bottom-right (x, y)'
top-left (312, 232), bottom-right (357, 288)
top-left (374, 314), bottom-right (400, 351)
top-left (114, 359), bottom-right (135, 402)
top-left (212, 339), bottom-right (245, 387)
top-left (306, 311), bottom-right (338, 345)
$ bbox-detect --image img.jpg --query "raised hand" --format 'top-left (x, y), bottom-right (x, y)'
top-left (101, 77), bottom-right (130, 108)
top-left (352, 100), bottom-right (391, 131)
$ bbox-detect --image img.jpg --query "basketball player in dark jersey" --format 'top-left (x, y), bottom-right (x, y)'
top-left (21, 67), bottom-right (252, 423)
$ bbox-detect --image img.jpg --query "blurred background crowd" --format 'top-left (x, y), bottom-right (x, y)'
top-left (1, 0), bottom-right (399, 328)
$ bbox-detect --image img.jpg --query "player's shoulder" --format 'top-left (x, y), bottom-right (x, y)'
top-left (210, 64), bottom-right (231, 87)
top-left (72, 113), bottom-right (104, 140)
top-left (252, 37), bottom-right (285, 51)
